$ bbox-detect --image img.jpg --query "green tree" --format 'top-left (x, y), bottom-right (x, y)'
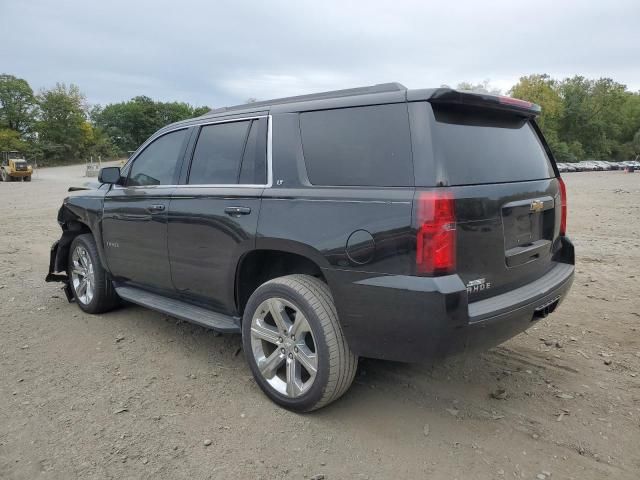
top-left (81, 121), bottom-right (116, 159)
top-left (0, 74), bottom-right (36, 133)
top-left (93, 97), bottom-right (209, 152)
top-left (157, 101), bottom-right (194, 125)
top-left (93, 96), bottom-right (162, 152)
top-left (37, 83), bottom-right (88, 161)
top-left (0, 128), bottom-right (28, 152)
top-left (509, 74), bottom-right (562, 132)
top-left (508, 74), bottom-right (639, 161)
top-left (614, 92), bottom-right (640, 159)
top-left (509, 74), bottom-right (572, 160)
top-left (631, 129), bottom-right (640, 157)
top-left (558, 76), bottom-right (628, 159)
top-left (192, 105), bottom-right (210, 117)
top-left (619, 92), bottom-right (640, 139)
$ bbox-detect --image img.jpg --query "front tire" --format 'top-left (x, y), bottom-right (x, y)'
top-left (242, 274), bottom-right (357, 412)
top-left (68, 234), bottom-right (119, 314)
top-left (23, 175), bottom-right (31, 182)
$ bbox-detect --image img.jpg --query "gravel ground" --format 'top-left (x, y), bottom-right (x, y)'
top-left (1, 165), bottom-right (639, 479)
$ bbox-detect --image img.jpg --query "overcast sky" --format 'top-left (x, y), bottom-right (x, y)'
top-left (2, 0), bottom-right (639, 109)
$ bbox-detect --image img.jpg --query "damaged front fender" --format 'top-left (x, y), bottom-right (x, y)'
top-left (45, 239), bottom-right (74, 302)
top-left (45, 188), bottom-right (108, 302)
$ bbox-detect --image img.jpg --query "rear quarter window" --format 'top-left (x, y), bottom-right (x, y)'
top-left (431, 105), bottom-right (555, 186)
top-left (299, 104), bottom-right (413, 187)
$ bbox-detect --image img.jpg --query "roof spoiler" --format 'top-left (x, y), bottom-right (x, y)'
top-left (428, 88), bottom-right (541, 116)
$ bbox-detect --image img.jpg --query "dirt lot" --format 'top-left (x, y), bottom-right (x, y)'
top-left (1, 165), bottom-right (639, 480)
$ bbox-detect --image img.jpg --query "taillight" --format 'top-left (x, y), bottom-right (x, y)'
top-left (498, 96), bottom-right (541, 113)
top-left (558, 177), bottom-right (567, 236)
top-left (416, 191), bottom-right (456, 275)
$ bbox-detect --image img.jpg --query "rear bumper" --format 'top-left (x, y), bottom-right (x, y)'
top-left (450, 263), bottom-right (573, 356)
top-left (326, 238), bottom-right (575, 363)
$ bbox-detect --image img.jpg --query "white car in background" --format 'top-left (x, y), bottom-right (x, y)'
top-left (593, 161), bottom-right (611, 170)
top-left (578, 161), bottom-right (597, 171)
top-left (603, 161), bottom-right (621, 170)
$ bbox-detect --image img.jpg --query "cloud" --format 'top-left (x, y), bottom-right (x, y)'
top-left (1, 0), bottom-right (638, 108)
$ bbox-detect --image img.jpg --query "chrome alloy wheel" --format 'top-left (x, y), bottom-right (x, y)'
top-left (70, 245), bottom-right (95, 305)
top-left (250, 298), bottom-right (318, 397)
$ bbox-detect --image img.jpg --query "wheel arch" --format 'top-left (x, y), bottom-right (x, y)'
top-left (235, 247), bottom-right (329, 317)
top-left (53, 205), bottom-right (108, 273)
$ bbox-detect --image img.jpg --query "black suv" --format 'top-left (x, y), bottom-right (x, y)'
top-left (46, 83), bottom-right (574, 411)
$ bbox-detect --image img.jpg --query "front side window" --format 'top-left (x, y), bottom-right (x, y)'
top-left (127, 129), bottom-right (188, 186)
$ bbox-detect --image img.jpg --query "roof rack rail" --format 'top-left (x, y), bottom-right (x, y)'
top-left (208, 82), bottom-right (406, 114)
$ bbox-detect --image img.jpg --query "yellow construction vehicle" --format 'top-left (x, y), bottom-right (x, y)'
top-left (1, 151), bottom-right (33, 182)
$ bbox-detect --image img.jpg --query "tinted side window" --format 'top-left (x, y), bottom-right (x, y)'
top-left (127, 129), bottom-right (188, 186)
top-left (299, 104), bottom-right (413, 187)
top-left (188, 121), bottom-right (250, 185)
top-left (239, 119), bottom-right (267, 185)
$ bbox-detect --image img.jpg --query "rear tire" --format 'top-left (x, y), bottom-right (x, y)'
top-left (242, 274), bottom-right (357, 412)
top-left (68, 234), bottom-right (120, 314)
top-left (24, 176), bottom-right (31, 182)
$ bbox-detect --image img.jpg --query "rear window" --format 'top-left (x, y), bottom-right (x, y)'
top-left (188, 119), bottom-right (267, 185)
top-left (431, 105), bottom-right (554, 185)
top-left (299, 104), bottom-right (413, 187)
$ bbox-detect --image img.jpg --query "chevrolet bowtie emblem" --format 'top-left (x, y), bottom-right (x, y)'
top-left (530, 200), bottom-right (544, 213)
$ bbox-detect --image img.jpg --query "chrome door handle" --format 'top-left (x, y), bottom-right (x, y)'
top-left (224, 206), bottom-right (251, 216)
top-left (147, 204), bottom-right (165, 213)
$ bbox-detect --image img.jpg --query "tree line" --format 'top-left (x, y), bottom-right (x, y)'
top-left (0, 74), bottom-right (209, 164)
top-left (1, 73), bottom-right (639, 164)
top-left (508, 75), bottom-right (640, 162)
top-left (453, 76), bottom-right (640, 162)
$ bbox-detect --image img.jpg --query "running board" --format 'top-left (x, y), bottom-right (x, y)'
top-left (115, 285), bottom-right (241, 333)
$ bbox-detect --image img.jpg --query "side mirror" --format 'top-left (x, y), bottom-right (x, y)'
top-left (98, 166), bottom-right (122, 185)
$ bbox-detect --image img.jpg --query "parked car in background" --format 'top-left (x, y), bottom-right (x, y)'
top-left (605, 161), bottom-right (621, 170)
top-left (580, 161), bottom-right (599, 171)
top-left (577, 162), bottom-right (591, 171)
top-left (593, 161), bottom-right (611, 170)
